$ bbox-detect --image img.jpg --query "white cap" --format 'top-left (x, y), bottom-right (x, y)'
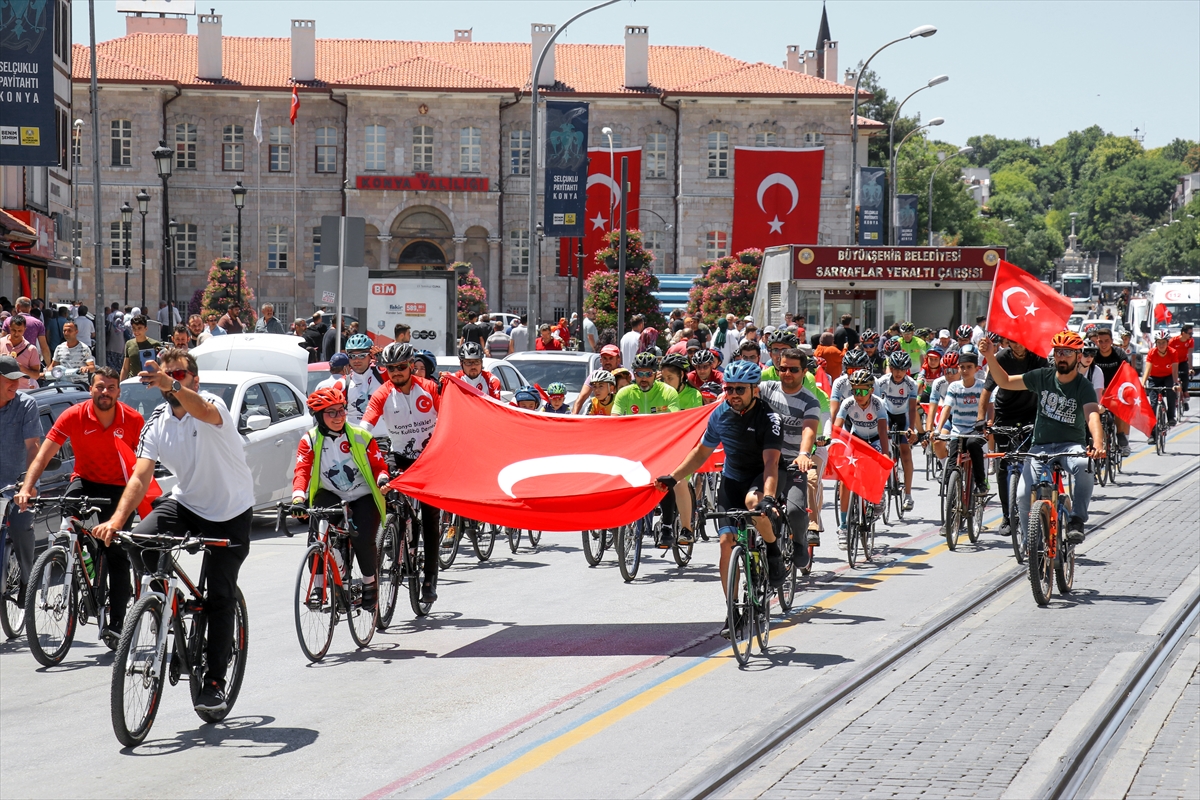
top-left (763, 325), bottom-right (777, 334)
top-left (743, 315), bottom-right (754, 323)
top-left (938, 329), bottom-right (951, 338)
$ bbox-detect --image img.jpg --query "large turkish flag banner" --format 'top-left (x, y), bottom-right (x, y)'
top-left (1101, 361), bottom-right (1155, 436)
top-left (987, 260), bottom-right (1074, 357)
top-left (732, 147), bottom-right (825, 252)
top-left (826, 426), bottom-right (894, 505)
top-left (387, 377), bottom-right (714, 530)
top-left (561, 147), bottom-right (641, 279)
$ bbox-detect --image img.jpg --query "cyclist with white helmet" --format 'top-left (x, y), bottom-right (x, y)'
top-left (874, 350), bottom-right (919, 510)
top-left (686, 348), bottom-right (724, 403)
top-left (830, 348), bottom-right (870, 408)
top-left (582, 370), bottom-right (618, 415)
top-left (833, 369), bottom-right (890, 548)
top-left (317, 332), bottom-right (381, 423)
top-left (1143, 329), bottom-right (1180, 428)
top-left (934, 344), bottom-right (988, 501)
top-left (450, 341), bottom-right (502, 400)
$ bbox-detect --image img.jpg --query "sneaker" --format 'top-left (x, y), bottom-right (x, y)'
top-left (903, 494), bottom-right (914, 512)
top-left (677, 528), bottom-right (694, 546)
top-left (1066, 518), bottom-right (1085, 545)
top-left (767, 553), bottom-right (786, 587)
top-left (837, 526), bottom-right (849, 550)
top-left (100, 628), bottom-right (121, 651)
top-left (657, 525), bottom-right (675, 550)
top-left (998, 520), bottom-right (1011, 537)
top-left (719, 621), bottom-right (731, 640)
top-left (307, 585), bottom-right (325, 609)
top-left (806, 528), bottom-right (820, 546)
top-left (421, 579), bottom-right (438, 604)
top-left (1120, 444), bottom-right (1131, 457)
top-left (361, 582), bottom-right (377, 613)
top-left (194, 679), bottom-right (228, 713)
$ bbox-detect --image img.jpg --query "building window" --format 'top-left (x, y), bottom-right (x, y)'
top-left (552, 307), bottom-right (566, 322)
top-left (220, 225), bottom-right (239, 260)
top-left (173, 223), bottom-right (197, 270)
top-left (509, 229), bottom-right (529, 274)
top-left (707, 131), bottom-right (729, 178)
top-left (315, 126), bottom-right (337, 173)
top-left (268, 301), bottom-right (291, 321)
top-left (646, 133), bottom-right (668, 178)
top-left (267, 225), bottom-right (289, 270)
top-left (705, 231), bottom-right (728, 260)
top-left (755, 132), bottom-right (777, 147)
top-left (269, 126), bottom-right (291, 172)
top-left (71, 123), bottom-right (81, 165)
top-left (110, 119), bottom-right (131, 166)
top-left (509, 129), bottom-right (530, 175)
top-left (459, 126), bottom-right (481, 173)
top-left (58, 109), bottom-right (69, 169)
top-left (365, 125), bottom-right (387, 171)
top-left (174, 123), bottom-right (197, 169)
top-left (412, 125), bottom-right (433, 172)
top-left (803, 131), bottom-right (825, 147)
top-left (108, 221), bottom-right (131, 268)
top-left (312, 227), bottom-right (321, 268)
top-left (643, 230), bottom-right (662, 256)
top-left (223, 125), bottom-right (244, 171)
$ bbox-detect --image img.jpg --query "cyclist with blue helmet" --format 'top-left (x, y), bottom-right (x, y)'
top-left (316, 332), bottom-right (381, 424)
top-left (512, 385), bottom-right (541, 410)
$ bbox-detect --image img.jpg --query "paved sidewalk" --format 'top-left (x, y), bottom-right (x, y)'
top-left (1126, 658), bottom-right (1200, 800)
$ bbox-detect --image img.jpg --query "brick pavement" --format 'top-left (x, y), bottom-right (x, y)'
top-left (750, 473), bottom-right (1199, 799)
top-left (1125, 661), bottom-right (1200, 800)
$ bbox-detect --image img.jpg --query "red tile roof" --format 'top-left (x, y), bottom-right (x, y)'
top-left (72, 34), bottom-right (866, 99)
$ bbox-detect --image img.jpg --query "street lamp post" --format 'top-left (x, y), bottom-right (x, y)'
top-left (892, 117), bottom-right (944, 242)
top-left (927, 146), bottom-right (974, 246)
top-left (232, 181), bottom-right (247, 307)
top-left (889, 75), bottom-right (948, 244)
top-left (617, 157), bottom-right (629, 343)
top-left (525, 0), bottom-right (620, 349)
top-left (167, 218), bottom-right (178, 323)
top-left (120, 201), bottom-right (132, 306)
top-left (602, 127), bottom-right (616, 227)
top-left (136, 188), bottom-right (149, 312)
top-left (152, 140), bottom-right (174, 316)
top-left (850, 25), bottom-right (936, 246)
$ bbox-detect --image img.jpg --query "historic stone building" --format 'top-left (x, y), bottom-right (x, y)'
top-left (70, 11), bottom-right (878, 321)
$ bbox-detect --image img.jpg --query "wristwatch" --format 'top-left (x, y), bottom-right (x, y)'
top-left (167, 379), bottom-right (182, 394)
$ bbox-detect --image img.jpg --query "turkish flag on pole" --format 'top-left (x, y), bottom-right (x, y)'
top-left (561, 147), bottom-right (641, 280)
top-left (986, 259), bottom-right (1074, 357)
top-left (825, 426), bottom-right (894, 505)
top-left (1101, 361), bottom-right (1156, 436)
top-left (289, 86), bottom-right (299, 125)
top-left (388, 377), bottom-right (715, 530)
top-left (732, 147), bottom-right (825, 252)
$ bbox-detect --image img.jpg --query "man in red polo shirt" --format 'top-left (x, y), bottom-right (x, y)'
top-left (16, 366), bottom-right (146, 644)
top-left (1170, 323), bottom-right (1194, 412)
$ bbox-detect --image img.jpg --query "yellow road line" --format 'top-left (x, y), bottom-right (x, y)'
top-left (1124, 423), bottom-right (1199, 465)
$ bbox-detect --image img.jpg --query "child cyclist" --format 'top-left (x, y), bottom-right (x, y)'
top-left (832, 369), bottom-right (889, 549)
top-left (582, 370), bottom-right (618, 415)
top-left (933, 344), bottom-right (988, 504)
top-left (513, 386), bottom-right (541, 411)
top-left (543, 382), bottom-right (570, 414)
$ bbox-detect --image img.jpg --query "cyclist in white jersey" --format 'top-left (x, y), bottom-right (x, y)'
top-left (830, 348), bottom-right (870, 409)
top-left (833, 369), bottom-right (889, 548)
top-left (926, 351), bottom-right (961, 462)
top-left (874, 351), bottom-right (919, 510)
top-left (934, 345), bottom-right (988, 497)
top-left (317, 333), bottom-right (382, 423)
top-left (449, 341), bottom-right (502, 399)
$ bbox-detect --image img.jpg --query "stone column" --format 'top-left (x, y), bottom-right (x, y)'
top-left (487, 235), bottom-right (502, 308)
top-left (452, 235), bottom-right (466, 265)
top-left (377, 235), bottom-right (392, 269)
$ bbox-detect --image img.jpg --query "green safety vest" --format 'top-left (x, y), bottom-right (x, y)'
top-left (306, 423), bottom-right (385, 517)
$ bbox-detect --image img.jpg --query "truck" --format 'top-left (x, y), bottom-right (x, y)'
top-left (1137, 277), bottom-right (1200, 393)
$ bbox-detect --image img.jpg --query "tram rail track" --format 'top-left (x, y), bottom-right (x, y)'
top-left (684, 461), bottom-right (1200, 800)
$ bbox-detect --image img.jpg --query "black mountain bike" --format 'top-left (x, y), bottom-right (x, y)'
top-left (378, 490), bottom-right (433, 621)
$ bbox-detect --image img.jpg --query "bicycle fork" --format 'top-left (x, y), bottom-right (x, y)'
top-left (131, 572), bottom-right (181, 681)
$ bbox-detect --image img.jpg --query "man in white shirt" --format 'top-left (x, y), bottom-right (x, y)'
top-left (971, 315), bottom-right (988, 345)
top-left (582, 309), bottom-right (599, 353)
top-left (49, 320), bottom-right (95, 376)
top-left (73, 304), bottom-right (95, 348)
top-left (510, 315), bottom-right (529, 352)
top-left (93, 346), bottom-right (254, 715)
top-left (620, 314), bottom-right (646, 369)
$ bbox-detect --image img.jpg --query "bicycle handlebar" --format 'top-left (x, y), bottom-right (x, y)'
top-left (118, 531), bottom-right (235, 553)
top-left (25, 496), bottom-right (111, 513)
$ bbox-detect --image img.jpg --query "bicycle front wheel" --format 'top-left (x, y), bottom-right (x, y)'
top-left (1007, 468), bottom-right (1024, 564)
top-left (1, 543), bottom-right (26, 640)
top-left (110, 593), bottom-right (166, 747)
top-left (190, 586), bottom-right (249, 723)
top-left (25, 547), bottom-right (77, 667)
top-left (294, 545), bottom-right (336, 663)
top-left (845, 497), bottom-right (861, 568)
top-left (776, 529), bottom-right (797, 613)
top-left (505, 526), bottom-right (521, 554)
top-left (1027, 502), bottom-right (1054, 606)
top-left (726, 545), bottom-right (753, 666)
top-left (582, 530), bottom-right (605, 566)
top-left (881, 472), bottom-right (894, 525)
top-left (754, 546), bottom-right (772, 654)
top-left (473, 523), bottom-right (497, 562)
top-left (438, 513), bottom-right (461, 569)
top-left (944, 471), bottom-right (964, 552)
top-left (527, 529), bottom-right (542, 548)
top-left (407, 537), bottom-right (432, 618)
top-left (614, 520), bottom-right (642, 582)
top-left (376, 515), bottom-right (401, 630)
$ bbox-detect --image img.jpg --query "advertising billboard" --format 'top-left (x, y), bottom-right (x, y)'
top-left (542, 101), bottom-right (589, 238)
top-left (857, 167), bottom-right (886, 245)
top-left (0, 0), bottom-right (57, 167)
top-left (895, 194), bottom-right (919, 246)
top-left (365, 271), bottom-right (456, 355)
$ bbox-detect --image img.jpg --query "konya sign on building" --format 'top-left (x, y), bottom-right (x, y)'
top-left (542, 101), bottom-right (589, 238)
top-left (0, 0), bottom-right (57, 167)
top-left (355, 175), bottom-right (490, 191)
top-left (792, 246), bottom-right (1003, 282)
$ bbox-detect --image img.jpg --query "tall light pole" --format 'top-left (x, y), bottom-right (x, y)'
top-left (893, 117), bottom-right (944, 232)
top-left (525, 0), bottom-right (620, 349)
top-left (889, 75), bottom-right (947, 244)
top-left (232, 180), bottom-right (247, 307)
top-left (167, 218), bottom-right (178, 321)
top-left (152, 140), bottom-right (174, 316)
top-left (71, 118), bottom-right (83, 297)
top-left (850, 25), bottom-right (936, 246)
top-left (927, 146), bottom-right (973, 246)
top-left (616, 156), bottom-right (629, 343)
top-left (136, 188), bottom-right (149, 312)
top-left (120, 201), bottom-right (132, 306)
top-left (86, 0), bottom-right (106, 358)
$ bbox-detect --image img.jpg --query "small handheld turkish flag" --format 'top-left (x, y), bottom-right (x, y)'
top-left (987, 260), bottom-right (1073, 357)
top-left (826, 427), bottom-right (894, 505)
top-left (290, 86), bottom-right (299, 126)
top-left (815, 365), bottom-right (832, 396)
top-left (1101, 361), bottom-right (1155, 437)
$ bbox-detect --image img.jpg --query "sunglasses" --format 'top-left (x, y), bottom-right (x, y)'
top-left (864, 343), bottom-right (877, 348)
top-left (945, 367), bottom-right (960, 373)
top-left (1052, 348), bottom-right (1079, 358)
top-left (634, 370), bottom-right (655, 378)
top-left (385, 362), bottom-right (411, 372)
top-left (322, 407), bottom-right (347, 418)
top-left (726, 386), bottom-right (751, 395)
top-left (166, 369), bottom-right (191, 380)
top-left (348, 353), bottom-right (370, 360)
top-left (777, 366), bottom-right (803, 374)
top-left (853, 387), bottom-right (873, 396)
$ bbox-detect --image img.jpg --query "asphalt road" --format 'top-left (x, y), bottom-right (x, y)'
top-left (1, 413), bottom-right (1197, 799)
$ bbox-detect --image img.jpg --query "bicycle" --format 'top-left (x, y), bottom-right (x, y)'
top-left (1099, 409), bottom-right (1121, 482)
top-left (24, 494), bottom-right (123, 666)
top-left (938, 433), bottom-right (989, 551)
top-left (581, 528), bottom-right (616, 566)
top-left (880, 431), bottom-right (909, 525)
top-left (988, 424), bottom-right (1034, 563)
top-left (438, 513), bottom-right (499, 568)
top-left (288, 504), bottom-right (377, 662)
top-left (1016, 452), bottom-right (1080, 607)
top-left (838, 479), bottom-right (877, 568)
top-left (1146, 383), bottom-right (1173, 455)
top-left (689, 471), bottom-right (719, 542)
top-left (614, 510), bottom-right (654, 582)
top-left (110, 531), bottom-right (248, 748)
top-left (377, 490), bottom-right (433, 622)
top-left (722, 508), bottom-right (772, 667)
top-left (1, 485), bottom-right (28, 640)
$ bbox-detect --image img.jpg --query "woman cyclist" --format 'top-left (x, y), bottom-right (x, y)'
top-left (833, 369), bottom-right (889, 548)
top-left (660, 354), bottom-right (704, 409)
top-left (582, 370), bottom-right (618, 415)
top-left (291, 386), bottom-right (390, 612)
top-left (1078, 341), bottom-right (1105, 395)
top-left (411, 350), bottom-right (437, 382)
top-left (1143, 329), bottom-right (1180, 428)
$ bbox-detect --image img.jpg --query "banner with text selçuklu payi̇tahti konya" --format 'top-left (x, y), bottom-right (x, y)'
top-left (0, 0), bottom-right (58, 167)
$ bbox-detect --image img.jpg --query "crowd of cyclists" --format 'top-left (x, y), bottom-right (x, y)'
top-left (0, 294), bottom-right (1194, 726)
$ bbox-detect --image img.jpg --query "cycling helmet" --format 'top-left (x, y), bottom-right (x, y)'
top-left (723, 360), bottom-right (762, 385)
top-left (711, 348), bottom-right (724, 367)
top-left (958, 344), bottom-right (980, 365)
top-left (882, 336), bottom-right (903, 354)
top-left (916, 327), bottom-right (933, 338)
top-left (514, 386), bottom-right (540, 404)
top-left (414, 349), bottom-right (437, 377)
top-left (1154, 329), bottom-right (1171, 341)
top-left (766, 329), bottom-right (799, 347)
top-left (660, 353), bottom-right (689, 373)
top-left (1115, 327), bottom-right (1130, 338)
top-left (588, 369), bottom-right (616, 385)
top-left (691, 348), bottom-right (716, 366)
top-left (849, 368), bottom-right (875, 387)
top-left (956, 324), bottom-right (974, 339)
top-left (899, 321), bottom-right (916, 333)
top-left (458, 341), bottom-right (484, 361)
top-left (843, 348), bottom-right (870, 370)
top-left (345, 333), bottom-right (372, 352)
top-left (379, 342), bottom-right (415, 365)
top-left (632, 351), bottom-right (660, 369)
top-left (861, 329), bottom-right (880, 345)
top-left (1081, 343), bottom-right (1099, 357)
top-left (547, 382), bottom-right (567, 396)
top-left (986, 331), bottom-right (1002, 345)
top-left (887, 351), bottom-right (912, 371)
top-left (941, 352), bottom-right (961, 368)
top-left (1050, 330), bottom-right (1085, 350)
top-left (307, 386), bottom-right (346, 413)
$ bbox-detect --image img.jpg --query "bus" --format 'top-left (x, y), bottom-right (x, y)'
top-left (1060, 272), bottom-right (1094, 313)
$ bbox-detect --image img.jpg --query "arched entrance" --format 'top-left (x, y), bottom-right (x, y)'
top-left (398, 240), bottom-right (446, 267)
top-left (389, 206), bottom-right (453, 269)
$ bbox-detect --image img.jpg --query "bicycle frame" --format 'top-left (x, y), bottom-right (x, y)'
top-left (37, 502), bottom-right (109, 629)
top-left (306, 509), bottom-right (354, 606)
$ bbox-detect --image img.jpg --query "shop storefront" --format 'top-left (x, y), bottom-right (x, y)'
top-left (1, 210), bottom-right (70, 302)
top-left (751, 245), bottom-right (1005, 333)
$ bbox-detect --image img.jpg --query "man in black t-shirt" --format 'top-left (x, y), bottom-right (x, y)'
top-left (459, 312), bottom-right (489, 349)
top-left (833, 314), bottom-right (860, 351)
top-left (1088, 327), bottom-right (1132, 455)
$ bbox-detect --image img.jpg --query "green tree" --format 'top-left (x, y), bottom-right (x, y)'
top-left (895, 139), bottom-right (982, 246)
top-left (583, 230), bottom-right (664, 333)
top-left (199, 258), bottom-right (256, 323)
top-left (1121, 197), bottom-right (1200, 280)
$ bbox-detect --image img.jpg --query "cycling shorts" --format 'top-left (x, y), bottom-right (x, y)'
top-left (888, 412), bottom-right (909, 435)
top-left (716, 472), bottom-right (763, 536)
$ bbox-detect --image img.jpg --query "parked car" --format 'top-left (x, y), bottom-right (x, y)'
top-left (433, 356), bottom-right (528, 403)
top-left (487, 312), bottom-right (522, 330)
top-left (191, 333), bottom-right (309, 399)
top-left (118, 370), bottom-right (312, 512)
top-left (308, 362), bottom-right (330, 394)
top-left (504, 351), bottom-right (601, 407)
top-left (1079, 318), bottom-right (1115, 338)
top-left (20, 384), bottom-right (92, 537)
top-left (1067, 314), bottom-right (1085, 332)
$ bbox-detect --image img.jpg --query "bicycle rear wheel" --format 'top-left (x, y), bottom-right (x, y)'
top-left (527, 529), bottom-right (542, 548)
top-left (754, 546), bottom-right (771, 654)
top-left (438, 513), bottom-right (461, 569)
top-left (505, 526), bottom-right (521, 554)
top-left (473, 523), bottom-right (497, 562)
top-left (614, 520), bottom-right (642, 582)
top-left (1027, 501), bottom-right (1054, 606)
top-left (190, 587), bottom-right (249, 723)
top-left (944, 471), bottom-right (964, 551)
top-left (25, 547), bottom-right (76, 667)
top-left (1, 543), bottom-right (26, 640)
top-left (845, 497), bottom-right (861, 567)
top-left (345, 557), bottom-right (377, 649)
top-left (294, 545), bottom-right (336, 662)
top-left (881, 472), bottom-right (894, 525)
top-left (407, 536), bottom-right (431, 618)
top-left (582, 530), bottom-right (605, 566)
top-left (893, 462), bottom-right (907, 522)
top-left (726, 545), bottom-right (753, 666)
top-left (376, 515), bottom-right (401, 630)
top-left (776, 527), bottom-right (797, 613)
top-left (110, 593), bottom-right (166, 747)
top-left (968, 489), bottom-right (984, 545)
top-left (1155, 404), bottom-right (1167, 454)
top-left (1008, 468), bottom-right (1025, 564)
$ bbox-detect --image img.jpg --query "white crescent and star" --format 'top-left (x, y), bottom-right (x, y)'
top-left (1000, 286), bottom-right (1040, 319)
top-left (587, 173), bottom-right (623, 210)
top-left (497, 455), bottom-right (651, 499)
top-left (757, 173), bottom-right (799, 233)
top-left (1117, 382), bottom-right (1140, 406)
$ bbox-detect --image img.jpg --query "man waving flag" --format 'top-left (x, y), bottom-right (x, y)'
top-left (986, 259), bottom-right (1073, 357)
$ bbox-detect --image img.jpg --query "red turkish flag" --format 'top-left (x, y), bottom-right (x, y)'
top-left (561, 147), bottom-right (641, 280)
top-left (732, 147), bottom-right (825, 252)
top-left (825, 426), bottom-right (894, 505)
top-left (387, 377), bottom-right (715, 530)
top-left (815, 366), bottom-right (832, 396)
top-left (114, 436), bottom-right (162, 520)
top-left (289, 86), bottom-right (299, 125)
top-left (1101, 361), bottom-right (1155, 437)
top-left (986, 259), bottom-right (1074, 357)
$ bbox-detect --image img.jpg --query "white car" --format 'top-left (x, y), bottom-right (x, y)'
top-left (191, 332), bottom-right (309, 395)
top-left (434, 356), bottom-right (529, 403)
top-left (505, 351), bottom-right (602, 408)
top-left (118, 370), bottom-right (312, 512)
top-left (1067, 314), bottom-right (1085, 332)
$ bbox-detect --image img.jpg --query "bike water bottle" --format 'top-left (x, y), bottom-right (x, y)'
top-left (81, 547), bottom-right (96, 582)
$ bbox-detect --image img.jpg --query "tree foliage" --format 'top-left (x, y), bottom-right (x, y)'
top-left (1121, 196), bottom-right (1200, 280)
top-left (686, 248), bottom-right (763, 321)
top-left (583, 230), bottom-right (665, 333)
top-left (199, 258), bottom-right (256, 323)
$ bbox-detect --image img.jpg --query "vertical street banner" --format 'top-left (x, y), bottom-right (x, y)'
top-left (895, 194), bottom-right (919, 246)
top-left (0, 0), bottom-right (57, 166)
top-left (732, 146), bottom-right (825, 251)
top-left (561, 146), bottom-right (641, 280)
top-left (858, 167), bottom-right (886, 245)
top-left (542, 101), bottom-right (589, 238)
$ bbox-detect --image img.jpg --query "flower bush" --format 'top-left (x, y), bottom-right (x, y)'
top-left (686, 248), bottom-right (763, 321)
top-left (454, 262), bottom-right (488, 325)
top-left (199, 258), bottom-right (256, 324)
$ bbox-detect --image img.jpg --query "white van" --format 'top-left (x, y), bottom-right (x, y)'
top-left (190, 333), bottom-right (309, 396)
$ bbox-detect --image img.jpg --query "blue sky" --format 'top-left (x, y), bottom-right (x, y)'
top-left (77, 0), bottom-right (1199, 151)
